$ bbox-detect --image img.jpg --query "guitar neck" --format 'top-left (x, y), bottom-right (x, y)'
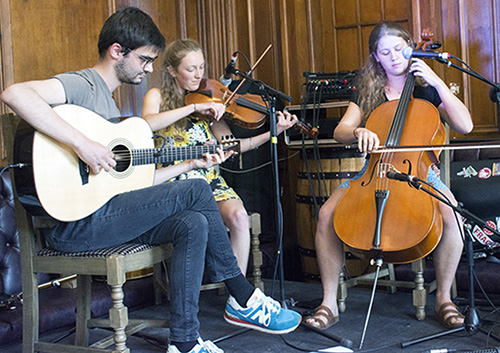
top-left (132, 145), bottom-right (220, 166)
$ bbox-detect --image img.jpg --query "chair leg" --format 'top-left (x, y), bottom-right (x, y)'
top-left (75, 275), bottom-right (92, 346)
top-left (108, 284), bottom-right (129, 353)
top-left (412, 259), bottom-right (427, 320)
top-left (249, 213), bottom-right (264, 291)
top-left (338, 268), bottom-right (347, 313)
top-left (152, 262), bottom-right (165, 305)
top-left (18, 207), bottom-right (39, 353)
top-left (106, 255), bottom-right (129, 353)
top-left (387, 264), bottom-right (397, 294)
top-left (22, 270), bottom-right (39, 353)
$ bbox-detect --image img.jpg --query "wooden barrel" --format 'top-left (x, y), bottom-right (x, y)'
top-left (296, 148), bottom-right (366, 282)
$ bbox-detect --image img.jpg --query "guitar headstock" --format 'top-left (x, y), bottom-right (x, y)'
top-left (221, 136), bottom-right (241, 157)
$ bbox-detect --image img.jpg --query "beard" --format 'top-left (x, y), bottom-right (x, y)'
top-left (115, 60), bottom-right (143, 85)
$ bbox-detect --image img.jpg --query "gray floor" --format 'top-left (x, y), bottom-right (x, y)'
top-left (3, 279), bottom-right (500, 353)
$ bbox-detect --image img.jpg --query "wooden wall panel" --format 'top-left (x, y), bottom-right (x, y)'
top-left (337, 28), bottom-right (361, 71)
top-left (317, 1), bottom-right (336, 73)
top-left (441, 0), bottom-right (500, 139)
top-left (251, 0), bottom-right (281, 90)
top-left (10, 0), bottom-right (109, 82)
top-left (335, 0), bottom-right (358, 26)
top-left (360, 0), bottom-right (382, 23)
top-left (385, 0), bottom-right (411, 21)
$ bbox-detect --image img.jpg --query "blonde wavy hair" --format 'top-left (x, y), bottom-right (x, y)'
top-left (357, 22), bottom-right (423, 125)
top-left (158, 39), bottom-right (203, 130)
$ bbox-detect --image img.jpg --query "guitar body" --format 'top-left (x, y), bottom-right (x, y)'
top-left (15, 105), bottom-right (155, 222)
top-left (13, 104), bottom-right (240, 222)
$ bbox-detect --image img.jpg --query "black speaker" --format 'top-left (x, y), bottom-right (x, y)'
top-left (450, 158), bottom-right (500, 245)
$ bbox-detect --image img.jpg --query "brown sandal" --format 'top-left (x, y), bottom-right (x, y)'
top-left (304, 305), bottom-right (339, 330)
top-left (434, 302), bottom-right (464, 329)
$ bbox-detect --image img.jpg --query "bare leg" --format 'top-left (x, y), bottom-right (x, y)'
top-left (218, 199), bottom-right (251, 275)
top-left (433, 189), bottom-right (464, 325)
top-left (305, 187), bottom-right (347, 327)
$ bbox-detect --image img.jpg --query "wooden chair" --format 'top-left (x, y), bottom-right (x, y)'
top-left (2, 113), bottom-right (171, 353)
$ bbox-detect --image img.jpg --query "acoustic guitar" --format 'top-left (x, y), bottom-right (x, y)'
top-left (13, 104), bottom-right (240, 222)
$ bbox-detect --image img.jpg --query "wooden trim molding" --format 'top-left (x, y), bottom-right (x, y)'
top-left (0, 0), bottom-right (14, 162)
top-left (1, 0), bottom-right (14, 110)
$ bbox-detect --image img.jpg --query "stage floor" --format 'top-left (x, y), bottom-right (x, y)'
top-left (4, 279), bottom-right (500, 353)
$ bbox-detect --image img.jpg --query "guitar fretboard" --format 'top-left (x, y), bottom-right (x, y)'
top-left (132, 145), bottom-right (221, 166)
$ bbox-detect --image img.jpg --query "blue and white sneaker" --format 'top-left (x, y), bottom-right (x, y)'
top-left (224, 288), bottom-right (301, 334)
top-left (167, 337), bottom-right (223, 353)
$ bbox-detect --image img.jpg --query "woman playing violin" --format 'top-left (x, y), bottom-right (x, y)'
top-left (305, 22), bottom-right (472, 330)
top-left (142, 38), bottom-right (298, 274)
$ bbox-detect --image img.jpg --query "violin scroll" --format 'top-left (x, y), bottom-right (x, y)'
top-left (294, 120), bottom-right (319, 138)
top-left (415, 28), bottom-right (440, 51)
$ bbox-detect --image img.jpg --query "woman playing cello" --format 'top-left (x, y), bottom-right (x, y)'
top-left (305, 22), bottom-right (472, 330)
top-left (142, 39), bottom-right (297, 274)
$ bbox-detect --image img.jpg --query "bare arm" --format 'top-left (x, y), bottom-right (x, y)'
top-left (334, 102), bottom-right (380, 154)
top-left (0, 79), bottom-right (115, 173)
top-left (210, 110), bottom-right (298, 153)
top-left (410, 59), bottom-right (473, 134)
top-left (141, 88), bottom-right (226, 131)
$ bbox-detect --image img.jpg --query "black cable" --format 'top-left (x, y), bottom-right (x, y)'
top-left (233, 50), bottom-right (253, 77)
top-left (0, 163), bottom-right (29, 177)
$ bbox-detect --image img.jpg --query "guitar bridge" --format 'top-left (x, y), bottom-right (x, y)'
top-left (78, 159), bottom-right (89, 185)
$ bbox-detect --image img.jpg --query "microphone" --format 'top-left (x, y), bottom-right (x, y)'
top-left (386, 171), bottom-right (419, 183)
top-left (402, 47), bottom-right (452, 61)
top-left (219, 52), bottom-right (238, 86)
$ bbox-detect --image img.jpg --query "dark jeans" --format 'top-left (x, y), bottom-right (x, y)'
top-left (45, 179), bottom-right (241, 342)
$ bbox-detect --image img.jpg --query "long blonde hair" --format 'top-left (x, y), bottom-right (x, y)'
top-left (159, 38), bottom-right (203, 112)
top-left (357, 22), bottom-right (419, 125)
top-left (157, 39), bottom-right (203, 131)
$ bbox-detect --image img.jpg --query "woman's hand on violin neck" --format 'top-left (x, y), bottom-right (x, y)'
top-left (194, 101), bottom-right (226, 121)
top-left (276, 111), bottom-right (298, 134)
top-left (355, 127), bottom-right (380, 154)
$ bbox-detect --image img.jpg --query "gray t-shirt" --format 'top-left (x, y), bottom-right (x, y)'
top-left (54, 68), bottom-right (121, 121)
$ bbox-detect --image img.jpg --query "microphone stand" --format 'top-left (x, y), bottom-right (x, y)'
top-left (435, 56), bottom-right (500, 129)
top-left (229, 67), bottom-right (292, 308)
top-left (228, 67), bottom-right (354, 349)
top-left (399, 178), bottom-right (500, 348)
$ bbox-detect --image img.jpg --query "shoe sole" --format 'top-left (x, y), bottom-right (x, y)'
top-left (224, 312), bottom-right (302, 335)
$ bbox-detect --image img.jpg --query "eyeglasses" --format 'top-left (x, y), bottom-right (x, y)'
top-left (125, 49), bottom-right (157, 68)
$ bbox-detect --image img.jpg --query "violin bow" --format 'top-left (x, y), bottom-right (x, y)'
top-left (223, 43), bottom-right (273, 106)
top-left (366, 140), bottom-right (500, 154)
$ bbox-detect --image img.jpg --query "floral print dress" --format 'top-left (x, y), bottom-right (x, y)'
top-left (156, 116), bottom-right (240, 202)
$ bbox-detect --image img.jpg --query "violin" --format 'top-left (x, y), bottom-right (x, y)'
top-left (185, 78), bottom-right (267, 129)
top-left (185, 78), bottom-right (319, 138)
top-left (333, 30), bottom-right (445, 264)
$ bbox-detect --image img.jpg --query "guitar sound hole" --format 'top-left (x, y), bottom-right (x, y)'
top-left (112, 144), bottom-right (131, 172)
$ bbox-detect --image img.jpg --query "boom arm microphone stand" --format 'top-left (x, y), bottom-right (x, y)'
top-left (433, 55), bottom-right (500, 130)
top-left (398, 53), bottom-right (500, 349)
top-left (399, 176), bottom-right (500, 348)
top-left (229, 66), bottom-right (292, 308)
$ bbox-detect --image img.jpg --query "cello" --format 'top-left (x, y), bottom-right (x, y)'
top-left (333, 36), bottom-right (446, 265)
